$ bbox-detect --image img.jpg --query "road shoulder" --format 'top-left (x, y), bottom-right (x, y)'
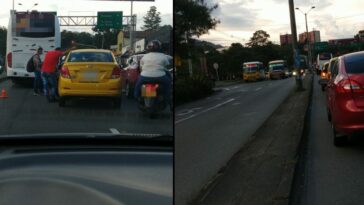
top-left (191, 73), bottom-right (313, 205)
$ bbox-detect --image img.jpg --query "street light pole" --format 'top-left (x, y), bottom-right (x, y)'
top-left (296, 6), bottom-right (315, 72)
top-left (288, 0), bottom-right (303, 90)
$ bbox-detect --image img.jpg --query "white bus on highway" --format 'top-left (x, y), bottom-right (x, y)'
top-left (6, 10), bottom-right (60, 82)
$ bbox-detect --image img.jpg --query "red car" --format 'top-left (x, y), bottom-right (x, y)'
top-left (326, 51), bottom-right (364, 146)
top-left (122, 54), bottom-right (144, 98)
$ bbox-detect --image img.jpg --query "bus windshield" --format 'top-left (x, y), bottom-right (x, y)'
top-left (14, 12), bottom-right (55, 38)
top-left (269, 64), bottom-right (284, 71)
top-left (244, 64), bottom-right (258, 73)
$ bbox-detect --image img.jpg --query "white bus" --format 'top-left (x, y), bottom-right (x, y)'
top-left (6, 10), bottom-right (60, 82)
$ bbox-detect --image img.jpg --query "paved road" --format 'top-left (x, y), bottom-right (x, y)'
top-left (175, 77), bottom-right (296, 205)
top-left (0, 79), bottom-right (172, 135)
top-left (295, 75), bottom-right (364, 205)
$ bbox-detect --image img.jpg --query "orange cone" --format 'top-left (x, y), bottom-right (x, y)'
top-left (0, 88), bottom-right (8, 99)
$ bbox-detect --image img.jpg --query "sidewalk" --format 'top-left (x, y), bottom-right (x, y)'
top-left (191, 74), bottom-right (313, 205)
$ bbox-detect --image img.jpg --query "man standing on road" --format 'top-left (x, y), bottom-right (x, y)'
top-left (41, 47), bottom-right (64, 101)
top-left (33, 47), bottom-right (43, 95)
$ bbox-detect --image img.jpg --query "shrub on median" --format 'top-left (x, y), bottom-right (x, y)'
top-left (175, 75), bottom-right (214, 105)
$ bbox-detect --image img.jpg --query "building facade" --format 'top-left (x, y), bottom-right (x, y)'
top-left (299, 30), bottom-right (321, 44)
top-left (280, 34), bottom-right (293, 46)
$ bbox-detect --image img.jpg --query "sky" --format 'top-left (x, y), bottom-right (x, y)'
top-left (0, 0), bottom-right (172, 32)
top-left (198, 0), bottom-right (364, 46)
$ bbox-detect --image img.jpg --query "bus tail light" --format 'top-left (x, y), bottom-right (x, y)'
top-left (7, 53), bottom-right (12, 68)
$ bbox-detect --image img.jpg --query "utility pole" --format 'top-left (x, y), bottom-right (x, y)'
top-left (296, 6), bottom-right (315, 73)
top-left (130, 0), bottom-right (134, 53)
top-left (288, 0), bottom-right (303, 90)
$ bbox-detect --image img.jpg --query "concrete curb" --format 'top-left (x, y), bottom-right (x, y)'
top-left (191, 74), bottom-right (313, 205)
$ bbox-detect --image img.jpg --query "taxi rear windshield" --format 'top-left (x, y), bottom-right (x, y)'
top-left (68, 52), bottom-right (114, 63)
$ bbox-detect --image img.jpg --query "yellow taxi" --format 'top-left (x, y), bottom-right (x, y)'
top-left (58, 49), bottom-right (122, 107)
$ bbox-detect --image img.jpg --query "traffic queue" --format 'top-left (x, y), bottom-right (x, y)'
top-left (26, 40), bottom-right (172, 116)
top-left (318, 51), bottom-right (364, 146)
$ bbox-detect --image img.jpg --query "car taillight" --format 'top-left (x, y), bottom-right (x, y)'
top-left (60, 66), bottom-right (71, 79)
top-left (111, 66), bottom-right (121, 79)
top-left (321, 72), bottom-right (326, 77)
top-left (7, 52), bottom-right (12, 68)
top-left (337, 79), bottom-right (364, 93)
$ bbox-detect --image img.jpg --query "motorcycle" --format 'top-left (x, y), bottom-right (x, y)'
top-left (137, 81), bottom-right (171, 118)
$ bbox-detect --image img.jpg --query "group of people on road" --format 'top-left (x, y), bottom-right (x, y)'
top-left (32, 47), bottom-right (66, 102)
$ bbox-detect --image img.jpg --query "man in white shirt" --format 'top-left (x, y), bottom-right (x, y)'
top-left (134, 40), bottom-right (172, 105)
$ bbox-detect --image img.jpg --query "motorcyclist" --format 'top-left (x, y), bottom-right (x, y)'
top-left (134, 40), bottom-right (172, 106)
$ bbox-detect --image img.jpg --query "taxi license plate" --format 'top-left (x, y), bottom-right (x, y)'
top-left (82, 71), bottom-right (98, 81)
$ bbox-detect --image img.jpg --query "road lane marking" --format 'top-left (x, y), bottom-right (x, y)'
top-left (255, 87), bottom-right (262, 91)
top-left (232, 86), bottom-right (239, 89)
top-left (110, 128), bottom-right (120, 134)
top-left (177, 107), bottom-right (202, 116)
top-left (232, 102), bottom-right (241, 106)
top-left (175, 98), bottom-right (235, 124)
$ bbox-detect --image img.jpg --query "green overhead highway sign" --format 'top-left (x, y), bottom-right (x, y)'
top-left (97, 11), bottom-right (123, 30)
top-left (314, 42), bottom-right (328, 51)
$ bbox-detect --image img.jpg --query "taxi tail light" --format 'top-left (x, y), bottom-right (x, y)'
top-left (111, 66), bottom-right (121, 79)
top-left (61, 66), bottom-right (71, 78)
top-left (7, 52), bottom-right (12, 68)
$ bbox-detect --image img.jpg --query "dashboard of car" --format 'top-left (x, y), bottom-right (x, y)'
top-left (0, 144), bottom-right (172, 205)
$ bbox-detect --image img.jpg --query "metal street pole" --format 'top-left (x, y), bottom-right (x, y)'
top-left (130, 0), bottom-right (134, 53)
top-left (296, 6), bottom-right (315, 73)
top-left (288, 0), bottom-right (303, 90)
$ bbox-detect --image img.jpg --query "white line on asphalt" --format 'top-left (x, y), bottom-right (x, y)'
top-left (232, 102), bottom-right (241, 106)
top-left (110, 128), bottom-right (120, 134)
top-left (175, 98), bottom-right (235, 124)
top-left (177, 107), bottom-right (202, 116)
top-left (223, 88), bottom-right (230, 91)
top-left (255, 87), bottom-right (262, 91)
top-left (232, 86), bottom-right (239, 89)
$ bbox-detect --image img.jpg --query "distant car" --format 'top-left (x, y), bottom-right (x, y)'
top-left (326, 51), bottom-right (364, 146)
top-left (122, 54), bottom-right (145, 98)
top-left (58, 49), bottom-right (122, 108)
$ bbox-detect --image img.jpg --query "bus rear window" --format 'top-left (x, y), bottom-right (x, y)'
top-left (14, 12), bottom-right (55, 38)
